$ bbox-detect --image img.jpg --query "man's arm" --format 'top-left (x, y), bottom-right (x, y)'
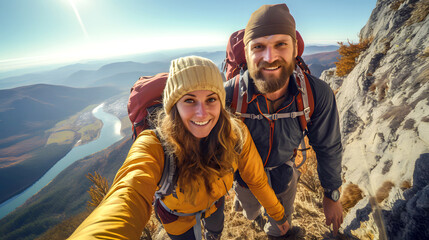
top-left (306, 75), bottom-right (342, 190)
top-left (306, 75), bottom-right (343, 235)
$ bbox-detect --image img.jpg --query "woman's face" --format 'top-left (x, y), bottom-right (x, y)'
top-left (176, 90), bottom-right (221, 139)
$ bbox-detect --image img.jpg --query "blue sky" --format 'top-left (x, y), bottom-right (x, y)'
top-left (0, 0), bottom-right (377, 73)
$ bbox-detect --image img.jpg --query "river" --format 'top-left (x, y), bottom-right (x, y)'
top-left (0, 103), bottom-right (124, 219)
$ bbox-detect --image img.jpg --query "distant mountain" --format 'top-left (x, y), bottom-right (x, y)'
top-left (0, 63), bottom-right (102, 90)
top-left (63, 61), bottom-right (171, 89)
top-left (302, 50), bottom-right (339, 77)
top-left (302, 45), bottom-right (339, 55)
top-left (172, 51), bottom-right (225, 65)
top-left (0, 84), bottom-right (120, 141)
top-left (0, 51), bottom-right (225, 91)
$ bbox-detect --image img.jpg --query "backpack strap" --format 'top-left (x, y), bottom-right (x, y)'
top-left (295, 65), bottom-right (314, 131)
top-left (154, 131), bottom-right (177, 199)
top-left (231, 74), bottom-right (248, 117)
top-left (296, 56), bottom-right (311, 75)
top-left (294, 66), bottom-right (314, 168)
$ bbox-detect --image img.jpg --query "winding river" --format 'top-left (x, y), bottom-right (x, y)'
top-left (0, 103), bottom-right (124, 219)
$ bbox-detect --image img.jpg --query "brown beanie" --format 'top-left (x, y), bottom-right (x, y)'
top-left (163, 56), bottom-right (226, 114)
top-left (243, 4), bottom-right (296, 46)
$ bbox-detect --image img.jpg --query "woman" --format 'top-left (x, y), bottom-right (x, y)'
top-left (68, 56), bottom-right (289, 240)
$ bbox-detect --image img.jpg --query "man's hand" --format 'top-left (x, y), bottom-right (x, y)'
top-left (323, 196), bottom-right (343, 236)
top-left (277, 220), bottom-right (290, 235)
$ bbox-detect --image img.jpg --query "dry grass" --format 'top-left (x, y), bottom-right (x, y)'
top-left (421, 47), bottom-right (429, 58)
top-left (390, 0), bottom-right (406, 11)
top-left (375, 181), bottom-right (395, 204)
top-left (293, 138), bottom-right (335, 239)
top-left (86, 171), bottom-right (110, 210)
top-left (369, 79), bottom-right (389, 101)
top-left (405, 0), bottom-right (429, 26)
top-left (341, 184), bottom-right (364, 213)
top-left (400, 180), bottom-right (412, 190)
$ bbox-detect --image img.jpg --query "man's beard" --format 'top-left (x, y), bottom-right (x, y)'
top-left (249, 58), bottom-right (295, 94)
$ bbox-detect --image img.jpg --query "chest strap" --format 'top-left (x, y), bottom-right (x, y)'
top-left (239, 110), bottom-right (308, 121)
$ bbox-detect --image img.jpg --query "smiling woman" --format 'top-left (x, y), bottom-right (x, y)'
top-left (176, 90), bottom-right (221, 139)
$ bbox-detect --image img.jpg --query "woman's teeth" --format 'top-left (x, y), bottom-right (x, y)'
top-left (192, 120), bottom-right (209, 126)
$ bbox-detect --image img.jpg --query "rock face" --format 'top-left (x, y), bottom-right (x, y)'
top-left (382, 153), bottom-right (429, 240)
top-left (320, 0), bottom-right (429, 238)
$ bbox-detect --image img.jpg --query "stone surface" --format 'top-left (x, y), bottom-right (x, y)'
top-left (319, 0), bottom-right (429, 238)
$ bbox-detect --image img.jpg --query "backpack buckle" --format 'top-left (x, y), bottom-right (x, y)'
top-left (251, 114), bottom-right (263, 120)
top-left (272, 113), bottom-right (278, 120)
top-left (304, 107), bottom-right (311, 115)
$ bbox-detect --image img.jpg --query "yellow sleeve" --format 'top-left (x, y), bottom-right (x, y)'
top-left (237, 126), bottom-right (286, 222)
top-left (68, 130), bottom-right (164, 240)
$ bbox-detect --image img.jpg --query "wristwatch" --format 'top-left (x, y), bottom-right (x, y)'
top-left (324, 188), bottom-right (340, 202)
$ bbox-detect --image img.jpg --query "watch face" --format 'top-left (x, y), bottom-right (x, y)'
top-left (331, 190), bottom-right (340, 201)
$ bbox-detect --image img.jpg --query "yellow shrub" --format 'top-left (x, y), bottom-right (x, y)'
top-left (335, 38), bottom-right (373, 77)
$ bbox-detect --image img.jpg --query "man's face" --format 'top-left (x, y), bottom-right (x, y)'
top-left (245, 34), bottom-right (297, 94)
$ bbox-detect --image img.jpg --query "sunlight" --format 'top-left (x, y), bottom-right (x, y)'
top-left (67, 0), bottom-right (89, 40)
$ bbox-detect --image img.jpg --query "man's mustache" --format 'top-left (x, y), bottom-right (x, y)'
top-left (258, 59), bottom-right (287, 69)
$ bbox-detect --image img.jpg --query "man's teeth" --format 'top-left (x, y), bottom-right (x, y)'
top-left (192, 120), bottom-right (209, 126)
top-left (265, 66), bottom-right (280, 70)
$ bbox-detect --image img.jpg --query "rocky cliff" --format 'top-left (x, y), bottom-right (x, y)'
top-left (320, 0), bottom-right (429, 239)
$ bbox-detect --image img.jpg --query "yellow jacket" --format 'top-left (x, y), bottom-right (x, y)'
top-left (69, 128), bottom-right (285, 239)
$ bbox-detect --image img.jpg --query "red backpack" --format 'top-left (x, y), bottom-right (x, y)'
top-left (127, 72), bottom-right (168, 140)
top-left (223, 30), bottom-right (314, 168)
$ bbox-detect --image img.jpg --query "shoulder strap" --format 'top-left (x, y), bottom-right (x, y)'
top-left (154, 131), bottom-right (177, 198)
top-left (294, 66), bottom-right (314, 169)
top-left (295, 66), bottom-right (314, 132)
top-left (231, 75), bottom-right (248, 117)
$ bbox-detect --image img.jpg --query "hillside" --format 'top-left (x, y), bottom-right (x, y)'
top-left (302, 50), bottom-right (339, 77)
top-left (0, 84), bottom-right (120, 204)
top-left (0, 136), bottom-right (132, 240)
top-left (0, 84), bottom-right (119, 140)
top-left (302, 45), bottom-right (339, 55)
top-left (321, 0), bottom-right (429, 239)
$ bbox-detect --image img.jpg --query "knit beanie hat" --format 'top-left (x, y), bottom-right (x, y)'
top-left (243, 4), bottom-right (296, 46)
top-left (163, 56), bottom-right (226, 114)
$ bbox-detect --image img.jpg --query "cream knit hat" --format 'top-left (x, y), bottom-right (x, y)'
top-left (163, 56), bottom-right (226, 114)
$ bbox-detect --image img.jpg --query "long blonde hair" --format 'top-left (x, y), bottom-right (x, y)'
top-left (156, 105), bottom-right (245, 203)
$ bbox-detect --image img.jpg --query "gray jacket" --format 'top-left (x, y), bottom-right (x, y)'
top-left (225, 70), bottom-right (342, 193)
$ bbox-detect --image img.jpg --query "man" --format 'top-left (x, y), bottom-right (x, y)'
top-left (225, 4), bottom-right (343, 239)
